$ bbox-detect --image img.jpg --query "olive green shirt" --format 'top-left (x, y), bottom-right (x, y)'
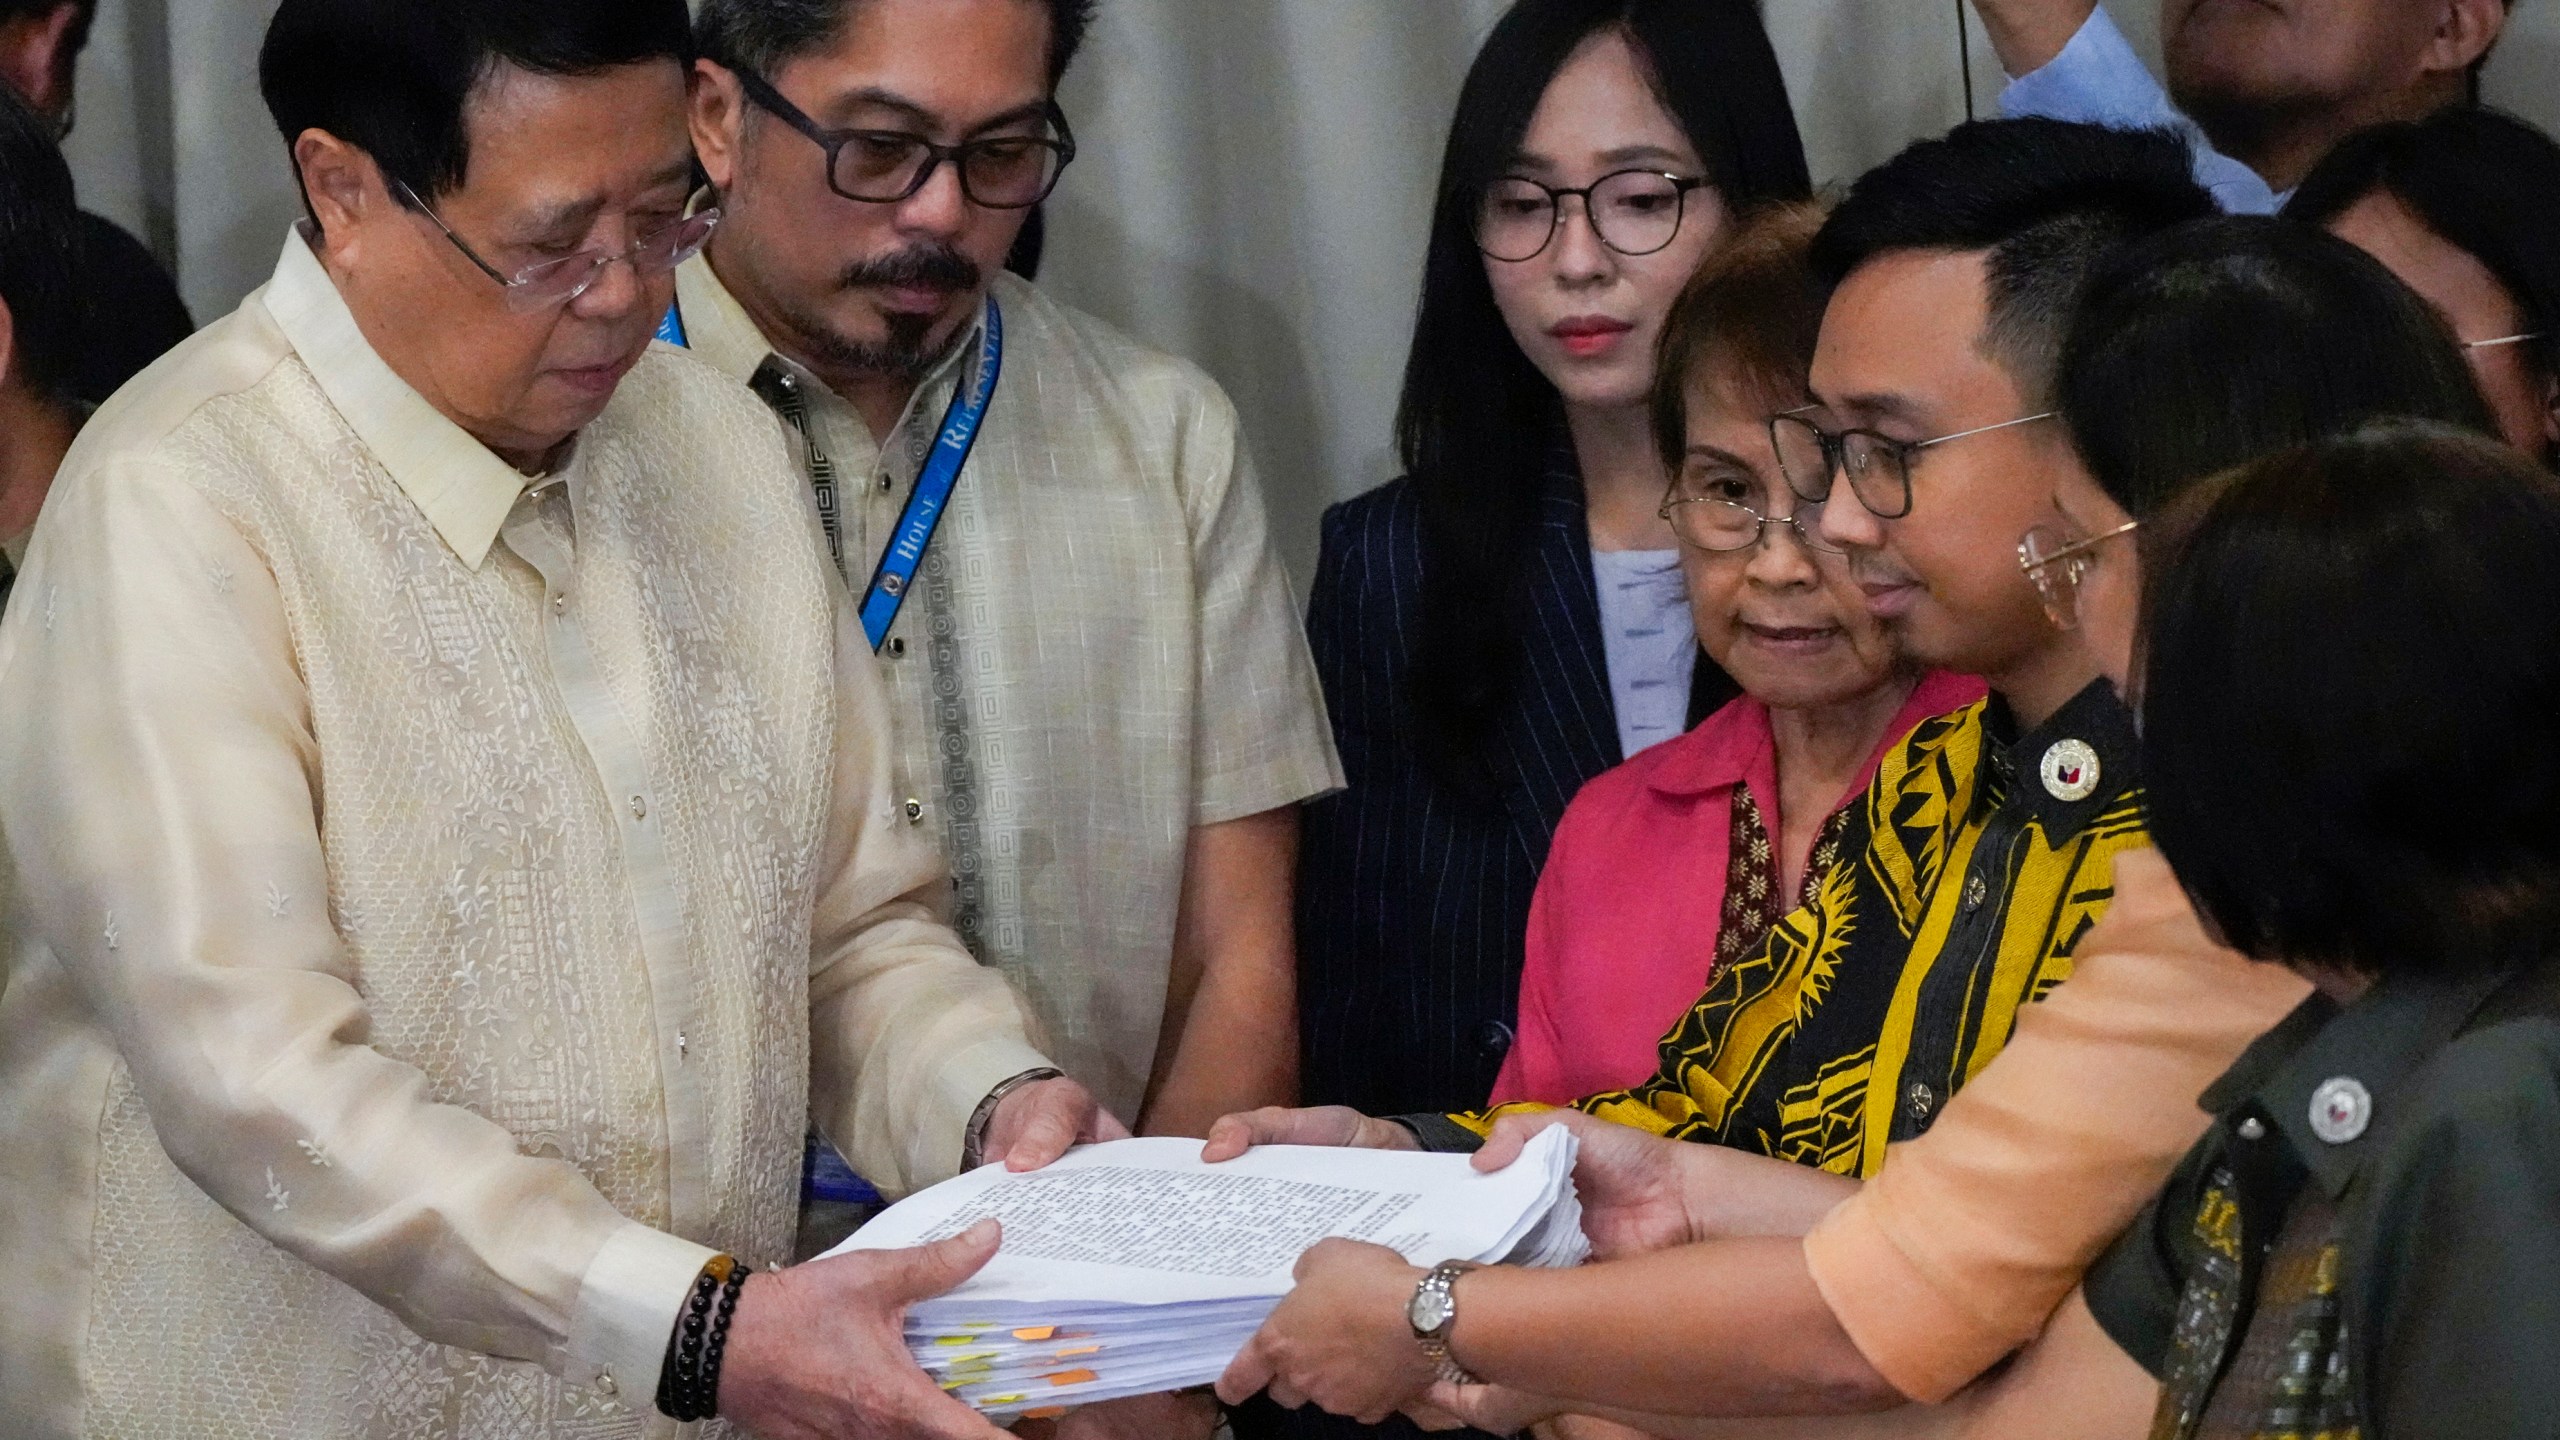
top-left (2086, 959), bottom-right (2560, 1438)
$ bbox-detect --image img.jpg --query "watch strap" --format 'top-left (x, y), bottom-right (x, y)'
top-left (1410, 1260), bottom-right (1484, 1386)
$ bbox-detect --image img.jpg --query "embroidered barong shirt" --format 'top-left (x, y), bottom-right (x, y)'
top-left (673, 256), bottom-right (1341, 1118)
top-left (1441, 681), bottom-right (2149, 1176)
top-left (0, 231), bottom-right (1053, 1438)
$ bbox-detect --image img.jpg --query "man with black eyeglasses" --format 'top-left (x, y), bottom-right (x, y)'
top-left (0, 3), bottom-right (1133, 1436)
top-left (681, 0), bottom-right (1339, 1231)
top-left (1214, 118), bottom-right (2215, 1192)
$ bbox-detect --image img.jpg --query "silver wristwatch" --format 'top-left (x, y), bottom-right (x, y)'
top-left (1406, 1259), bottom-right (1484, 1385)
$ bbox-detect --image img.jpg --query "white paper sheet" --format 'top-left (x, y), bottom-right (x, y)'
top-left (826, 1129), bottom-right (1589, 1415)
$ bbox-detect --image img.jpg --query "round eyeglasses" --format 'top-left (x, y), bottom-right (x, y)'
top-left (1770, 408), bottom-right (2058, 518)
top-left (394, 179), bottom-right (718, 313)
top-left (1476, 170), bottom-right (1712, 263)
top-left (735, 68), bottom-right (1075, 210)
top-left (1660, 493), bottom-right (1840, 555)
top-left (2018, 519), bottom-right (2139, 629)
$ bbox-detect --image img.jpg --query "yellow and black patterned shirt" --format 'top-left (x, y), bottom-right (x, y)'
top-left (1439, 680), bottom-right (2149, 1179)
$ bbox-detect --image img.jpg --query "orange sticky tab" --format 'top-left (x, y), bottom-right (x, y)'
top-left (1012, 1326), bottom-right (1057, 1341)
top-left (1043, 1368), bottom-right (1099, 1387)
top-left (1024, 1408), bottom-right (1070, 1421)
top-left (1056, 1345), bottom-right (1102, 1359)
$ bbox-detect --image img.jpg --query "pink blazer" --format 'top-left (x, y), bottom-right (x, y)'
top-left (1488, 669), bottom-right (1985, 1107)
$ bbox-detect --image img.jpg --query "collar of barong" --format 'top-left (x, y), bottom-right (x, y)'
top-left (262, 224), bottom-right (548, 571)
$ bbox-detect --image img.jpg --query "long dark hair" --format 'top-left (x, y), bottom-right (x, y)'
top-left (1399, 0), bottom-right (1808, 799)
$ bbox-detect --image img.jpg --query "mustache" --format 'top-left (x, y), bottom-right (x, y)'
top-left (838, 244), bottom-right (982, 293)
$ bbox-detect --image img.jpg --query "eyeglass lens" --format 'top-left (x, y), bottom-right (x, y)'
top-left (1477, 171), bottom-right (1693, 262)
top-left (1769, 415), bottom-right (1912, 518)
top-left (500, 212), bottom-right (720, 311)
top-left (833, 133), bottom-right (1067, 208)
top-left (2017, 527), bottom-right (2086, 627)
top-left (1669, 498), bottom-right (1841, 555)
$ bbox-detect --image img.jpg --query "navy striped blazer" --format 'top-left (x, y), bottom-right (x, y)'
top-left (1296, 462), bottom-right (1737, 1116)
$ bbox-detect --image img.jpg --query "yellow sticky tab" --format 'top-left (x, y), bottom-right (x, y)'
top-left (933, 1334), bottom-right (980, 1347)
top-left (1012, 1326), bottom-right (1057, 1341)
top-left (1044, 1368), bottom-right (1099, 1387)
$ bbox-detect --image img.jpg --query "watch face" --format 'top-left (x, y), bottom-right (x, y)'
top-left (1408, 1285), bottom-right (1453, 1334)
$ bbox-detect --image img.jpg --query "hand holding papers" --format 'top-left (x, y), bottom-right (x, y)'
top-left (824, 1127), bottom-right (1589, 1416)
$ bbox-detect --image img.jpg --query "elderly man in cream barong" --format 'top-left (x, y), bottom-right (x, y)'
top-left (0, 2), bottom-right (1121, 1438)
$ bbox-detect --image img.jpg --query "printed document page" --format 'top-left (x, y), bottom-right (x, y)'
top-left (823, 1130), bottom-right (1579, 1308)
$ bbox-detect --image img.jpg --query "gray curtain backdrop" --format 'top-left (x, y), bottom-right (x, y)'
top-left (64, 0), bottom-right (2560, 587)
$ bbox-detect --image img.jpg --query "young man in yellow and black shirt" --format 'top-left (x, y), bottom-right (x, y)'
top-left (1211, 121), bottom-right (2215, 1182)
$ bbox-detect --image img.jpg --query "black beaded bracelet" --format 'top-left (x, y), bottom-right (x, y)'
top-left (656, 1254), bottom-right (748, 1422)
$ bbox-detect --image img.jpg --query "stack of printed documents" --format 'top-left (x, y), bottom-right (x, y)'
top-left (824, 1126), bottom-right (1589, 1417)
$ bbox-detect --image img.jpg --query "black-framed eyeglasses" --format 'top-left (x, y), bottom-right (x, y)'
top-left (2018, 519), bottom-right (2139, 629)
top-left (392, 178), bottom-right (718, 313)
top-left (1475, 170), bottom-right (1712, 263)
top-left (733, 68), bottom-right (1075, 209)
top-left (1768, 408), bottom-right (2057, 519)
top-left (1659, 491), bottom-right (1841, 555)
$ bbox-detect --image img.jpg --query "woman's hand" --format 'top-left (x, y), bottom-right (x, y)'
top-left (1476, 1112), bottom-right (1858, 1255)
top-left (1215, 1239), bottom-right (1433, 1422)
top-left (1474, 1112), bottom-right (1714, 1258)
top-left (1405, 1381), bottom-right (1570, 1435)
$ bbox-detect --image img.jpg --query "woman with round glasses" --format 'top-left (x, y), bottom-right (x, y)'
top-left (1491, 206), bottom-right (1978, 1106)
top-left (1295, 0), bottom-right (1812, 1134)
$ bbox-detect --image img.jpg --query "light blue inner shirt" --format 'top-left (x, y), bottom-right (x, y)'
top-left (1591, 549), bottom-right (1697, 759)
top-left (1999, 4), bottom-right (2288, 216)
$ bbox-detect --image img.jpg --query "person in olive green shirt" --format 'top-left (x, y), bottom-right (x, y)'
top-left (2077, 423), bottom-right (2560, 1439)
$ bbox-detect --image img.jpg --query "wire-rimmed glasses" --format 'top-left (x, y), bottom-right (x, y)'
top-left (734, 68), bottom-right (1075, 209)
top-left (392, 179), bottom-right (718, 313)
top-left (1659, 490), bottom-right (1841, 555)
top-left (1476, 170), bottom-right (1713, 262)
top-left (1769, 408), bottom-right (2058, 518)
top-left (2463, 332), bottom-right (2547, 353)
top-left (2018, 519), bottom-right (2139, 629)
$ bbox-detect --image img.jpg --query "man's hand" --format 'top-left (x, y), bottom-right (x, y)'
top-left (1475, 1112), bottom-right (1858, 1255)
top-left (1200, 1105), bottom-right (1421, 1162)
top-left (1014, 1390), bottom-right (1222, 1440)
top-left (985, 1077), bottom-right (1131, 1172)
top-left (717, 1220), bottom-right (1013, 1440)
top-left (1216, 1238), bottom-right (1434, 1423)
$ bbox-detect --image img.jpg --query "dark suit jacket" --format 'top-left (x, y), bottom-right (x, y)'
top-left (1295, 462), bottom-right (1737, 1117)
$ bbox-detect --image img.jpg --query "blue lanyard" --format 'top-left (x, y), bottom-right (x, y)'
top-left (856, 301), bottom-right (1002, 650)
top-left (656, 297), bottom-right (1003, 651)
